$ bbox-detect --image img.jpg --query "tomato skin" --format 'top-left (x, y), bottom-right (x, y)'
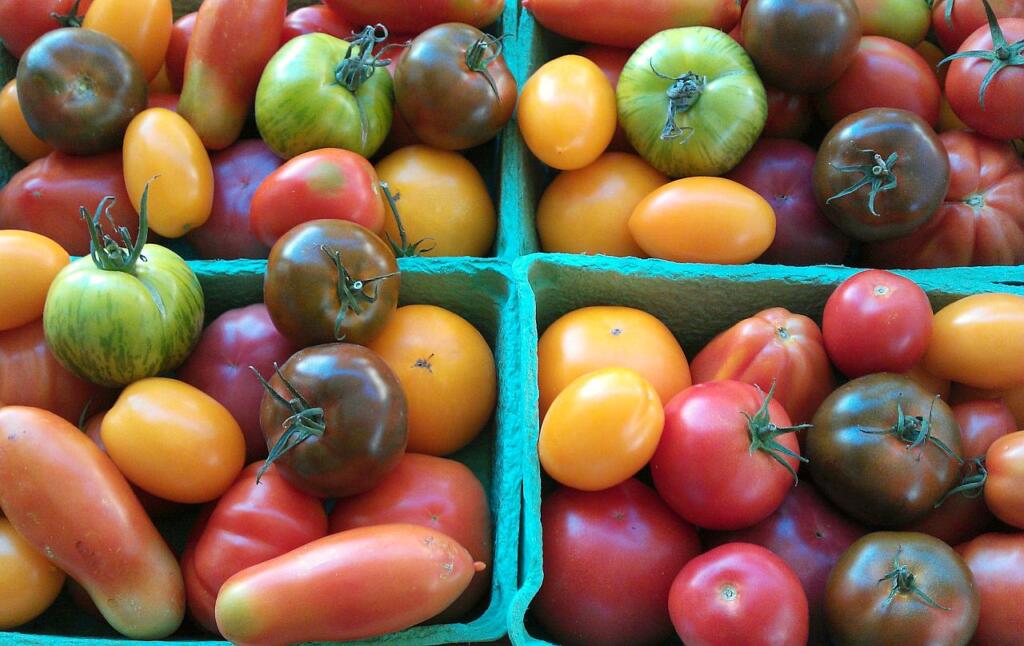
top-left (281, 5), bottom-right (352, 44)
top-left (164, 12), bottom-right (196, 92)
top-left (952, 381), bottom-right (1024, 427)
top-left (0, 406), bottom-right (185, 639)
top-left (577, 45), bottom-right (633, 152)
top-left (0, 0), bottom-right (93, 58)
top-left (0, 80), bottom-right (51, 162)
top-left (904, 362), bottom-right (952, 399)
top-left (924, 293), bottom-right (1024, 389)
top-left (0, 230), bottom-right (68, 331)
top-left (534, 479), bottom-right (702, 646)
top-left (0, 516), bottom-right (65, 630)
top-left (985, 431), bottom-right (1024, 528)
top-left (945, 19), bottom-right (1024, 141)
top-left (324, 0), bottom-right (503, 33)
top-left (854, 0), bottom-right (931, 45)
top-left (146, 91), bottom-right (179, 112)
top-left (955, 532), bottom-right (1024, 646)
top-left (763, 86), bottom-right (813, 139)
top-left (933, 0), bottom-right (1024, 58)
top-left (82, 0), bottom-right (172, 82)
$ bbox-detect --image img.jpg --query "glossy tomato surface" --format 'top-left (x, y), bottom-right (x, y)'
top-left (924, 293), bottom-right (1024, 389)
top-left (956, 532), bottom-right (1024, 646)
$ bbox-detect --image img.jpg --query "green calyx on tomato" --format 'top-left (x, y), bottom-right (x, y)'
top-left (826, 150), bottom-right (899, 217)
top-left (743, 383), bottom-right (810, 483)
top-left (252, 363), bottom-right (325, 483)
top-left (860, 396), bottom-right (964, 464)
top-left (379, 180), bottom-right (434, 258)
top-left (319, 243), bottom-right (399, 340)
top-left (939, 0), bottom-right (1024, 108)
top-left (51, 0), bottom-right (86, 27)
top-left (465, 33), bottom-right (508, 102)
top-left (334, 24), bottom-right (402, 150)
top-left (933, 457), bottom-right (987, 508)
top-left (649, 63), bottom-right (705, 142)
top-left (81, 184), bottom-right (151, 274)
top-left (878, 547), bottom-right (950, 611)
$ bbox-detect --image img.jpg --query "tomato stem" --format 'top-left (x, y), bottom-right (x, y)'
top-left (878, 547), bottom-right (951, 610)
top-left (335, 24), bottom-right (405, 150)
top-left (465, 33), bottom-right (509, 103)
top-left (826, 150), bottom-right (899, 217)
top-left (320, 244), bottom-right (399, 341)
top-left (860, 396), bottom-right (964, 464)
top-left (251, 364), bottom-right (326, 483)
top-left (934, 457), bottom-right (988, 507)
top-left (937, 0), bottom-right (1024, 109)
top-left (83, 181), bottom-right (151, 274)
top-left (379, 181), bottom-right (435, 257)
top-left (51, 0), bottom-right (86, 28)
top-left (743, 382), bottom-right (810, 485)
top-left (649, 60), bottom-right (705, 143)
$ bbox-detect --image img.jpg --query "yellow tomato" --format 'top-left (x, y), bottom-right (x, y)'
top-left (0, 518), bottom-right (65, 630)
top-left (0, 80), bottom-right (51, 162)
top-left (0, 231), bottom-right (70, 331)
top-left (629, 176), bottom-right (776, 264)
top-left (539, 367), bottom-right (664, 491)
top-left (367, 305), bottom-right (497, 456)
top-left (376, 145), bottom-right (496, 256)
top-left (519, 55), bottom-right (617, 170)
top-left (924, 293), bottom-right (1024, 390)
top-left (83, 0), bottom-right (173, 81)
top-left (538, 305), bottom-right (691, 418)
top-left (101, 377), bottom-right (246, 503)
top-left (537, 152), bottom-right (665, 256)
top-left (123, 108), bottom-right (213, 238)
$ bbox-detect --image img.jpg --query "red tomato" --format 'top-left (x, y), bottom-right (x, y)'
top-left (577, 44), bottom-right (633, 152)
top-left (669, 543), bottom-right (809, 646)
top-left (164, 12), bottom-right (196, 92)
top-left (324, 0), bottom-right (503, 32)
top-left (0, 0), bottom-right (93, 58)
top-left (817, 36), bottom-right (941, 127)
top-left (651, 381), bottom-right (804, 530)
top-left (188, 139), bottom-right (282, 260)
top-left (822, 270), bottom-right (933, 377)
top-left (176, 304), bottom-right (298, 462)
top-left (725, 139), bottom-right (849, 265)
top-left (956, 532), bottom-right (1024, 646)
top-left (281, 5), bottom-right (352, 44)
top-left (533, 479), bottom-right (701, 646)
top-left (763, 86), bottom-right (814, 139)
top-left (933, 0), bottom-right (1024, 55)
top-left (146, 92), bottom-right (179, 112)
top-left (986, 431), bottom-right (1024, 528)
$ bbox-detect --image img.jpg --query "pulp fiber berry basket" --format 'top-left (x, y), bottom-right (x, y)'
top-left (1, 256), bottom-right (522, 646)
top-left (506, 252), bottom-right (1024, 646)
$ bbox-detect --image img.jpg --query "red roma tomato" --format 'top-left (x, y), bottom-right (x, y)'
top-left (651, 381), bottom-right (804, 530)
top-left (986, 431), bottom-right (1024, 528)
top-left (924, 293), bottom-right (1024, 389)
top-left (0, 407), bottom-right (184, 639)
top-left (164, 12), bottom-right (196, 92)
top-left (523, 0), bottom-right (739, 48)
top-left (822, 270), bottom-right (933, 377)
top-left (763, 86), bottom-right (814, 139)
top-left (933, 0), bottom-right (1024, 54)
top-left (0, 151), bottom-right (138, 257)
top-left (0, 0), bottom-right (93, 58)
top-left (669, 543), bottom-right (809, 646)
top-left (250, 148), bottom-right (385, 248)
top-left (177, 304), bottom-right (298, 462)
top-left (817, 36), bottom-right (940, 127)
top-left (182, 462), bottom-right (327, 634)
top-left (0, 80), bottom-right (51, 162)
top-left (82, 0), bottom-right (172, 82)
top-left (725, 139), bottom-right (849, 265)
top-left (578, 44), bottom-right (633, 152)
top-left (0, 516), bottom-right (65, 630)
top-left (534, 479), bottom-right (701, 646)
top-left (691, 307), bottom-right (834, 424)
top-left (188, 139), bottom-right (281, 260)
top-left (956, 532), bottom-right (1024, 646)
top-left (329, 453), bottom-right (491, 622)
top-left (214, 524), bottom-right (482, 645)
top-left (324, 0), bottom-right (503, 33)
top-left (281, 5), bottom-right (352, 44)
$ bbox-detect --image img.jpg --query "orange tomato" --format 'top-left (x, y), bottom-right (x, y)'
top-left (985, 430), bottom-right (1024, 528)
top-left (539, 367), bottom-right (664, 491)
top-left (0, 517), bottom-right (65, 630)
top-left (376, 145), bottom-right (496, 257)
top-left (101, 377), bottom-right (246, 503)
top-left (0, 80), bottom-right (51, 162)
top-left (629, 176), bottom-right (776, 264)
top-left (537, 152), bottom-right (665, 256)
top-left (83, 0), bottom-right (173, 81)
top-left (538, 306), bottom-right (691, 418)
top-left (519, 55), bottom-right (617, 170)
top-left (123, 108), bottom-right (214, 238)
top-left (0, 231), bottom-right (70, 331)
top-left (367, 305), bottom-right (497, 456)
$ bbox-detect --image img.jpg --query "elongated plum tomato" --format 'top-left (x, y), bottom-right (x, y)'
top-left (0, 231), bottom-right (69, 332)
top-left (985, 431), bottom-right (1024, 528)
top-left (629, 176), bottom-right (775, 264)
top-left (82, 0), bottom-right (172, 82)
top-left (0, 80), bottom-right (51, 162)
top-left (924, 293), bottom-right (1024, 389)
top-left (519, 55), bottom-right (617, 170)
top-left (0, 517), bottom-right (65, 630)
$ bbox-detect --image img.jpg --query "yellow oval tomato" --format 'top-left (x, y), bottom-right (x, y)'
top-left (367, 304), bottom-right (497, 456)
top-left (629, 176), bottom-right (776, 264)
top-left (924, 293), bottom-right (1024, 390)
top-left (0, 231), bottom-right (70, 332)
top-left (83, 0), bottom-right (173, 82)
top-left (0, 517), bottom-right (65, 630)
top-left (537, 152), bottom-right (665, 256)
top-left (539, 367), bottom-right (664, 491)
top-left (0, 80), bottom-right (51, 162)
top-left (376, 145), bottom-right (496, 257)
top-left (985, 430), bottom-right (1024, 529)
top-left (123, 108), bottom-right (214, 238)
top-left (101, 377), bottom-right (246, 503)
top-left (519, 54), bottom-right (617, 171)
top-left (538, 306), bottom-right (691, 418)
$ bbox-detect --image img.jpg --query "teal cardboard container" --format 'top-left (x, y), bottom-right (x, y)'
top-left (507, 252), bottom-right (1024, 645)
top-left (2, 256), bottom-right (522, 646)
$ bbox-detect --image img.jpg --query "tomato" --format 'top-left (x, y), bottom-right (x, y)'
top-left (826, 532), bottom-right (979, 646)
top-left (520, 55), bottom-right (616, 171)
top-left (251, 148), bottom-right (386, 250)
top-left (0, 0), bottom-right (92, 58)
top-left (182, 462), bottom-right (328, 634)
top-left (904, 362), bottom-right (952, 399)
top-left (376, 145), bottom-right (497, 256)
top-left (725, 138), bottom-right (849, 265)
top-left (985, 431), bottom-right (1024, 528)
top-left (0, 230), bottom-right (68, 331)
top-left (814, 108), bottom-right (950, 242)
top-left (534, 479), bottom-right (701, 646)
top-left (934, 0), bottom-right (1024, 58)
top-left (148, 64), bottom-right (173, 94)
top-left (953, 381), bottom-right (1024, 426)
top-left (628, 176), bottom-right (775, 263)
top-left (956, 532), bottom-right (1024, 646)
top-left (16, 28), bottom-right (146, 155)
top-left (324, 0), bottom-right (502, 32)
top-left (539, 368), bottom-right (664, 491)
top-left (669, 543), bottom-right (809, 646)
top-left (329, 453), bottom-right (491, 622)
top-left (395, 23), bottom-right (516, 150)
top-left (578, 45), bottom-right (633, 152)
top-left (0, 80), bottom-right (50, 162)
top-left (164, 12), bottom-right (195, 92)
top-left (256, 29), bottom-right (394, 159)
top-left (537, 305), bottom-right (692, 417)
top-left (188, 139), bottom-right (281, 260)
top-left (854, 0), bottom-right (931, 45)
top-left (536, 152), bottom-right (665, 256)
top-left (925, 293), bottom-right (1024, 389)
top-left (742, 0), bottom-right (861, 93)
top-left (178, 0), bottom-right (285, 150)
top-left (82, 0), bottom-right (172, 82)
top-left (281, 5), bottom-right (352, 44)
top-left (763, 86), bottom-right (813, 139)
top-left (864, 130), bottom-right (1024, 268)
top-left (0, 407), bottom-right (184, 639)
top-left (146, 91), bottom-right (178, 112)
top-left (0, 516), bottom-right (65, 630)
top-left (817, 36), bottom-right (941, 127)
top-left (176, 304), bottom-right (296, 462)
top-left (617, 27), bottom-right (765, 177)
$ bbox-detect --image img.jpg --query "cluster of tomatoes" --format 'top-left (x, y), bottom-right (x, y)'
top-left (532, 270), bottom-right (1024, 646)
